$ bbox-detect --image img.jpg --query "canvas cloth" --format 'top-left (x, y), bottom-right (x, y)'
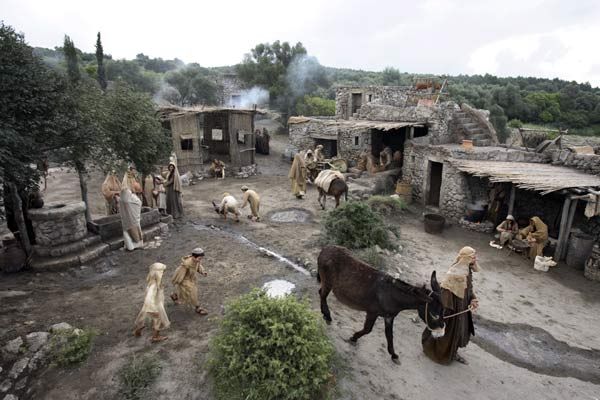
top-left (315, 169), bottom-right (345, 193)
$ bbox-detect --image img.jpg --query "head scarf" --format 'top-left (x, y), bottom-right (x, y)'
top-left (147, 262), bottom-right (166, 285)
top-left (101, 172), bottom-right (121, 202)
top-left (168, 162), bottom-right (182, 193)
top-left (119, 187), bottom-right (142, 231)
top-left (440, 246), bottom-right (480, 298)
top-left (506, 215), bottom-right (515, 221)
top-left (241, 185), bottom-right (249, 191)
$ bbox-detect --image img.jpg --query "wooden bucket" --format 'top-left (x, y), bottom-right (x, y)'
top-left (395, 182), bottom-right (412, 195)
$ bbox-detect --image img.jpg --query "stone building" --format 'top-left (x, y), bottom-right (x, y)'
top-left (159, 105), bottom-right (260, 176)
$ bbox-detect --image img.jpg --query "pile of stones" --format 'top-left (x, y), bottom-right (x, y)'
top-left (458, 218), bottom-right (495, 233)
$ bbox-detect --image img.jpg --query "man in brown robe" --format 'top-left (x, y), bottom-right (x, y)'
top-left (422, 246), bottom-right (480, 365)
top-left (171, 248), bottom-right (208, 315)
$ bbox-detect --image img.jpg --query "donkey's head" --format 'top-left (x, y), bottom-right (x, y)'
top-left (417, 271), bottom-right (445, 338)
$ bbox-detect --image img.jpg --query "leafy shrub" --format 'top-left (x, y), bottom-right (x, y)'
top-left (119, 354), bottom-right (162, 400)
top-left (323, 201), bottom-right (396, 249)
top-left (50, 328), bottom-right (95, 367)
top-left (353, 246), bottom-right (386, 270)
top-left (209, 289), bottom-right (335, 400)
top-left (366, 195), bottom-right (406, 215)
top-left (508, 119), bottom-right (523, 128)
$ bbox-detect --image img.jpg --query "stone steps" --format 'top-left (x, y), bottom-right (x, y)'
top-left (33, 234), bottom-right (101, 257)
top-left (106, 224), bottom-right (167, 251)
top-left (473, 139), bottom-right (492, 147)
top-left (30, 242), bottom-right (109, 271)
top-left (462, 122), bottom-right (478, 130)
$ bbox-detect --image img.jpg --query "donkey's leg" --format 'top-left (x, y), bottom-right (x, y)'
top-left (335, 194), bottom-right (340, 208)
top-left (384, 317), bottom-right (400, 364)
top-left (319, 284), bottom-right (333, 324)
top-left (322, 192), bottom-right (327, 209)
top-left (350, 313), bottom-right (378, 343)
top-left (317, 189), bottom-right (324, 210)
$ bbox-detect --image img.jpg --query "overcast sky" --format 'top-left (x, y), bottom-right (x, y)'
top-left (3, 0), bottom-right (600, 86)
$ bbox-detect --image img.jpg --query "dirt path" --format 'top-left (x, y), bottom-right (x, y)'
top-left (1, 132), bottom-right (599, 399)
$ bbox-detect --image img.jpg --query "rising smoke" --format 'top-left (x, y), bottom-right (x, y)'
top-left (228, 86), bottom-right (270, 108)
top-left (286, 55), bottom-right (329, 98)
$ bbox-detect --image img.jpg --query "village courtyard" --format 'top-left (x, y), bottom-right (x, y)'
top-left (1, 131), bottom-right (599, 400)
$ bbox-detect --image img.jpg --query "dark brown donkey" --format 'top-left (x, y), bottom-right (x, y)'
top-left (317, 178), bottom-right (348, 209)
top-left (317, 245), bottom-right (445, 364)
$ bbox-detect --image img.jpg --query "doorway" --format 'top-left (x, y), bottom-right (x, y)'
top-left (351, 93), bottom-right (362, 115)
top-left (427, 161), bottom-right (443, 206)
top-left (315, 139), bottom-right (338, 158)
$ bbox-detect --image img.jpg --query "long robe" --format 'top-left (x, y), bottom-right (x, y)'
top-left (101, 173), bottom-right (121, 215)
top-left (165, 163), bottom-right (184, 219)
top-left (241, 190), bottom-right (261, 219)
top-left (120, 188), bottom-right (143, 250)
top-left (496, 220), bottom-right (518, 246)
top-left (422, 268), bottom-right (476, 364)
top-left (518, 216), bottom-right (548, 258)
top-left (135, 263), bottom-right (170, 331)
top-left (171, 256), bottom-right (205, 308)
top-left (289, 154), bottom-right (307, 197)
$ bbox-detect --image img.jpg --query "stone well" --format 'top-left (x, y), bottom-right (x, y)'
top-left (28, 202), bottom-right (87, 247)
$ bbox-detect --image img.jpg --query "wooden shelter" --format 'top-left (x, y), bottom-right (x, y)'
top-left (159, 106), bottom-right (262, 172)
top-left (449, 159), bottom-right (600, 260)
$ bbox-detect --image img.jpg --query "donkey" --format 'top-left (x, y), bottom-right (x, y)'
top-left (316, 171), bottom-right (348, 210)
top-left (317, 245), bottom-right (445, 364)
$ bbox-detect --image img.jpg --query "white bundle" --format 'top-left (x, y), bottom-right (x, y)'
top-left (534, 256), bottom-right (557, 272)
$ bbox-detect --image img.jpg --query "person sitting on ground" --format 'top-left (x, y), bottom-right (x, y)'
top-left (210, 159), bottom-right (226, 179)
top-left (171, 248), bottom-right (209, 315)
top-left (518, 216), bottom-right (548, 260)
top-left (422, 246), bottom-right (480, 365)
top-left (496, 214), bottom-right (518, 246)
top-left (134, 263), bottom-right (170, 343)
top-left (240, 185), bottom-right (261, 222)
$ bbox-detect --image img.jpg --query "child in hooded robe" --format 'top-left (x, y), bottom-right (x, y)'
top-left (134, 263), bottom-right (170, 343)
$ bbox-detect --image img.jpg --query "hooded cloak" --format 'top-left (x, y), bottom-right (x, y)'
top-left (289, 154), bottom-right (307, 197)
top-left (440, 246), bottom-right (480, 299)
top-left (135, 263), bottom-right (170, 331)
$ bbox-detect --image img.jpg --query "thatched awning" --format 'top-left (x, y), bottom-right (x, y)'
top-left (287, 116), bottom-right (423, 132)
top-left (158, 105), bottom-right (265, 120)
top-left (448, 159), bottom-right (600, 195)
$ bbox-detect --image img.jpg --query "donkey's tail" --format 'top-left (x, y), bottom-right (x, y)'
top-left (316, 270), bottom-right (321, 283)
top-left (345, 185), bottom-right (348, 202)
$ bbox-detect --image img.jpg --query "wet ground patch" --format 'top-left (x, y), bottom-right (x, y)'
top-left (267, 208), bottom-right (313, 223)
top-left (474, 316), bottom-right (600, 383)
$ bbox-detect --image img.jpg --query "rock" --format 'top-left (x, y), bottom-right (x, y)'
top-left (49, 322), bottom-right (73, 333)
top-left (24, 332), bottom-right (49, 353)
top-left (374, 245), bottom-right (383, 254)
top-left (3, 394), bottom-right (19, 400)
top-left (14, 377), bottom-right (27, 391)
top-left (0, 380), bottom-right (12, 393)
top-left (8, 358), bottom-right (29, 380)
top-left (3, 338), bottom-right (23, 355)
top-left (27, 349), bottom-right (47, 371)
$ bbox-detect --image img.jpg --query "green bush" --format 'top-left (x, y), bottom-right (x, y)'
top-left (50, 328), bottom-right (95, 367)
top-left (209, 289), bottom-right (336, 400)
top-left (508, 119), bottom-right (523, 128)
top-left (323, 201), bottom-right (396, 249)
top-left (366, 195), bottom-right (406, 215)
top-left (353, 246), bottom-right (386, 270)
top-left (118, 354), bottom-right (162, 400)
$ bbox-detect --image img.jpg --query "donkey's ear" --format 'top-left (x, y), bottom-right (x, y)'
top-left (431, 271), bottom-right (441, 292)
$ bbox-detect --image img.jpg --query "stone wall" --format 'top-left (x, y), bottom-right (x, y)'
top-left (335, 86), bottom-right (411, 118)
top-left (288, 120), bottom-right (332, 153)
top-left (28, 202), bottom-right (87, 247)
top-left (550, 148), bottom-right (600, 175)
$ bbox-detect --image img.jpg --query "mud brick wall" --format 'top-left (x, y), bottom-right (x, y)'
top-left (28, 202), bottom-right (88, 247)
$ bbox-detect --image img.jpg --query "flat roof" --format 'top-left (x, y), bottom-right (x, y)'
top-left (448, 159), bottom-right (600, 195)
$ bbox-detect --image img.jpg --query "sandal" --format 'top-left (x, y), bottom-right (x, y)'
top-left (133, 327), bottom-right (144, 337)
top-left (195, 307), bottom-right (209, 315)
top-left (151, 335), bottom-right (168, 343)
top-left (170, 293), bottom-right (181, 305)
top-left (454, 354), bottom-right (469, 365)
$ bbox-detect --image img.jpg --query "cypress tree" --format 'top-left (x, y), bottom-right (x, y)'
top-left (63, 35), bottom-right (80, 84)
top-left (95, 32), bottom-right (107, 90)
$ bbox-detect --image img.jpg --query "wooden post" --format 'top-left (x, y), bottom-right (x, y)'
top-left (561, 199), bottom-right (579, 260)
top-left (555, 196), bottom-right (572, 260)
top-left (508, 185), bottom-right (516, 216)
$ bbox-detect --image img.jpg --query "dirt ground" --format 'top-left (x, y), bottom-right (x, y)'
top-left (1, 130), bottom-right (600, 400)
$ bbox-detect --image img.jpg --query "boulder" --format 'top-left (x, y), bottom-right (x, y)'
top-left (24, 332), bottom-right (49, 353)
top-left (3, 338), bottom-right (23, 355)
top-left (49, 322), bottom-right (73, 333)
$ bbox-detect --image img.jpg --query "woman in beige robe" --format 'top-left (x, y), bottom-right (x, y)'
top-left (101, 171), bottom-right (121, 215)
top-left (289, 153), bottom-right (307, 198)
top-left (171, 248), bottom-right (208, 315)
top-left (134, 263), bottom-right (170, 343)
top-left (518, 216), bottom-right (548, 259)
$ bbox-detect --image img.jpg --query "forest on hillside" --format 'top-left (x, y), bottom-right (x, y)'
top-left (34, 40), bottom-right (600, 138)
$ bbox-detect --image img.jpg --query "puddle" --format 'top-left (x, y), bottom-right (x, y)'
top-left (268, 208), bottom-right (312, 223)
top-left (474, 317), bottom-right (600, 383)
top-left (192, 223), bottom-right (310, 276)
top-left (263, 279), bottom-right (295, 297)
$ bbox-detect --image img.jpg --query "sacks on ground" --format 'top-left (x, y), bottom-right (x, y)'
top-left (180, 171), bottom-right (192, 186)
top-left (534, 256), bottom-right (557, 272)
top-left (314, 170), bottom-right (345, 193)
